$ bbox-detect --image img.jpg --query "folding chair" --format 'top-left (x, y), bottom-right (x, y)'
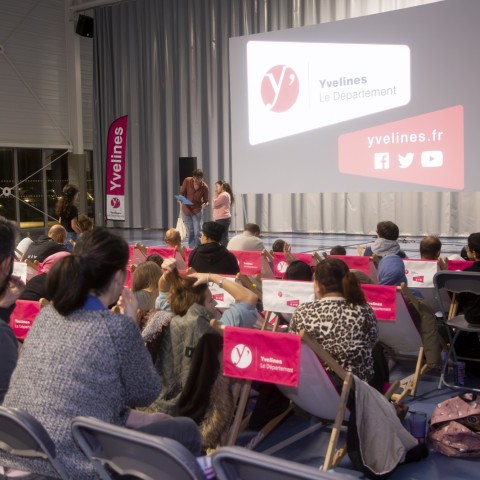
top-left (262, 330), bottom-right (353, 471)
top-left (0, 405), bottom-right (69, 479)
top-left (212, 445), bottom-right (357, 480)
top-left (433, 270), bottom-right (480, 392)
top-left (374, 287), bottom-right (427, 401)
top-left (321, 254), bottom-right (378, 283)
top-left (71, 416), bottom-right (206, 480)
top-left (403, 258), bottom-right (442, 312)
top-left (15, 237), bottom-right (33, 261)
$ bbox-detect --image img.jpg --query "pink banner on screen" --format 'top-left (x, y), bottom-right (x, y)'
top-left (329, 255), bottom-right (371, 275)
top-left (230, 250), bottom-right (262, 275)
top-left (447, 260), bottom-right (474, 271)
top-left (106, 115), bottom-right (128, 221)
top-left (338, 106), bottom-right (464, 189)
top-left (361, 284), bottom-right (397, 321)
top-left (273, 252), bottom-right (314, 278)
top-left (11, 300), bottom-right (41, 340)
top-left (146, 246), bottom-right (176, 259)
top-left (223, 327), bottom-right (301, 386)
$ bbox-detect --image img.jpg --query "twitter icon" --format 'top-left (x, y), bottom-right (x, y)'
top-left (398, 153), bottom-right (414, 168)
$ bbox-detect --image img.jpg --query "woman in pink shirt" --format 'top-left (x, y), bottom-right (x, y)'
top-left (212, 180), bottom-right (234, 246)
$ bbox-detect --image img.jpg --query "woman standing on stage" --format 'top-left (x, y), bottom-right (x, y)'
top-left (212, 180), bottom-right (234, 247)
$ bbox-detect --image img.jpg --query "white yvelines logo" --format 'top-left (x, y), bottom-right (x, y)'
top-left (231, 344), bottom-right (253, 369)
top-left (247, 41), bottom-right (410, 145)
top-left (261, 65), bottom-right (299, 112)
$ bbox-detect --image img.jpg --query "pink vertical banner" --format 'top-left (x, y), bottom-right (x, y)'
top-left (106, 115), bottom-right (128, 221)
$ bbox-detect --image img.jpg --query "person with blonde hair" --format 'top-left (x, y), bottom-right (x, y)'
top-left (131, 260), bottom-right (162, 311)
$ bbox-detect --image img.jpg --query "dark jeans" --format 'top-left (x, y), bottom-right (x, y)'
top-left (215, 218), bottom-right (231, 247)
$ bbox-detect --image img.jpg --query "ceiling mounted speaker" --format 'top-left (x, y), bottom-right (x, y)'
top-left (76, 15), bottom-right (94, 38)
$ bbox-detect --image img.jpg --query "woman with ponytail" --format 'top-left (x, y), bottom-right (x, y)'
top-left (1, 228), bottom-right (201, 479)
top-left (289, 257), bottom-right (378, 382)
top-left (54, 183), bottom-right (82, 250)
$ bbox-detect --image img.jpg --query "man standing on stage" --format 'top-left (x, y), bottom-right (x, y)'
top-left (179, 168), bottom-right (209, 248)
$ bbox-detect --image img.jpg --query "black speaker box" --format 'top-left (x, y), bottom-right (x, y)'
top-left (76, 15), bottom-right (94, 38)
top-left (179, 157), bottom-right (197, 185)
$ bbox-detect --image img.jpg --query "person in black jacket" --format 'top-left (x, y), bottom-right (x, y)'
top-left (23, 224), bottom-right (67, 263)
top-left (0, 216), bottom-right (25, 403)
top-left (188, 221), bottom-right (240, 275)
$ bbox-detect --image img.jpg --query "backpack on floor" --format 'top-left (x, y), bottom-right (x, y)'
top-left (428, 393), bottom-right (480, 457)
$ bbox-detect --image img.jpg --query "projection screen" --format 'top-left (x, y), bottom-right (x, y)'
top-left (230, 0), bottom-right (476, 194)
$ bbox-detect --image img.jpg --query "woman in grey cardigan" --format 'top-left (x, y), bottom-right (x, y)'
top-left (0, 227), bottom-right (201, 479)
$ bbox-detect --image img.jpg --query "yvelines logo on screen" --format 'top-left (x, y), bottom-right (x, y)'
top-left (261, 65), bottom-right (299, 112)
top-left (247, 41), bottom-right (410, 145)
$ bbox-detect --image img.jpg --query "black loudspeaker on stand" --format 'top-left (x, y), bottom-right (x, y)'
top-left (179, 157), bottom-right (197, 185)
top-left (76, 15), bottom-right (94, 38)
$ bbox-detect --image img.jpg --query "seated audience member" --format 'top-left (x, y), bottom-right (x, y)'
top-left (164, 227), bottom-right (186, 259)
top-left (147, 260), bottom-right (258, 446)
top-left (378, 254), bottom-right (408, 286)
top-left (330, 245), bottom-right (347, 256)
top-left (19, 251), bottom-right (71, 301)
top-left (271, 239), bottom-right (286, 253)
top-left (0, 217), bottom-right (25, 404)
top-left (188, 221), bottom-right (239, 275)
top-left (351, 269), bottom-right (374, 285)
top-left (361, 221), bottom-right (406, 259)
top-left (284, 260), bottom-right (313, 281)
top-left (131, 261), bottom-right (162, 311)
top-left (23, 224), bottom-right (67, 263)
top-left (77, 214), bottom-right (94, 235)
top-left (379, 254), bottom-right (443, 368)
top-left (420, 236), bottom-right (442, 260)
top-left (146, 253), bottom-right (164, 268)
top-left (0, 228), bottom-right (201, 478)
top-left (289, 258), bottom-right (378, 383)
top-left (158, 257), bottom-right (257, 328)
top-left (227, 223), bottom-right (264, 251)
top-left (457, 233), bottom-right (480, 324)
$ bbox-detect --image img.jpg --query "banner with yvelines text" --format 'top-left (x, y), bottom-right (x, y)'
top-left (361, 284), bottom-right (397, 321)
top-left (106, 115), bottom-right (128, 221)
top-left (223, 327), bottom-right (301, 386)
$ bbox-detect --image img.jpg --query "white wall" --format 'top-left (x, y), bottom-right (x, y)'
top-left (0, 0), bottom-right (92, 150)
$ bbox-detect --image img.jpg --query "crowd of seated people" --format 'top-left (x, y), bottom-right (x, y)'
top-left (1, 213), bottom-right (479, 478)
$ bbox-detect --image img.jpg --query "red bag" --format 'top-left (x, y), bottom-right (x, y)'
top-left (428, 393), bottom-right (480, 457)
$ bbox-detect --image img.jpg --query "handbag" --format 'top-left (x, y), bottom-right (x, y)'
top-left (176, 212), bottom-right (187, 240)
top-left (428, 392), bottom-right (480, 457)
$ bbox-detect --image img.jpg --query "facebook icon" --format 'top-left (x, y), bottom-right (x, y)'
top-left (374, 153), bottom-right (390, 170)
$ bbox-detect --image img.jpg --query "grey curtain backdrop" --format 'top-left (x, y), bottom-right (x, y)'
top-left (93, 0), bottom-right (477, 237)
